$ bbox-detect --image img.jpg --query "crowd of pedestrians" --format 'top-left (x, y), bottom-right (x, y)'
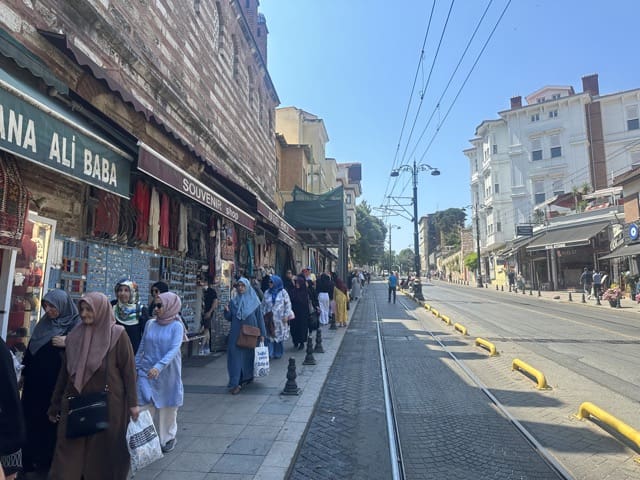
top-left (0, 266), bottom-right (358, 478)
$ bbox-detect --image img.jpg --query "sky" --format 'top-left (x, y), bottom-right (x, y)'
top-left (259, 0), bottom-right (640, 252)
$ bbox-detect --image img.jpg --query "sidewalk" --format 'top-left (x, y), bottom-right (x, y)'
top-left (135, 296), bottom-right (359, 480)
top-left (426, 278), bottom-right (640, 313)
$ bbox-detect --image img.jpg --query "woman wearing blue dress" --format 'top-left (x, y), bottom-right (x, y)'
top-left (224, 278), bottom-right (266, 395)
top-left (135, 292), bottom-right (184, 453)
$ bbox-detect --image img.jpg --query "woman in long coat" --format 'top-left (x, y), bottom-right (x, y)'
top-left (20, 289), bottom-right (79, 474)
top-left (334, 277), bottom-right (349, 327)
top-left (289, 275), bottom-right (313, 349)
top-left (224, 278), bottom-right (266, 394)
top-left (262, 275), bottom-right (294, 359)
top-left (48, 292), bottom-right (138, 480)
top-left (136, 292), bottom-right (184, 453)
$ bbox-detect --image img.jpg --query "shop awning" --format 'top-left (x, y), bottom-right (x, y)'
top-left (526, 221), bottom-right (609, 251)
top-left (0, 28), bottom-right (68, 95)
top-left (0, 68), bottom-right (132, 197)
top-left (599, 242), bottom-right (640, 260)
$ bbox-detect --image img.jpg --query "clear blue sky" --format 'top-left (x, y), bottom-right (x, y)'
top-left (260, 0), bottom-right (640, 252)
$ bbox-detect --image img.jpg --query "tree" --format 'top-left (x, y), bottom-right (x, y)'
top-left (397, 248), bottom-right (414, 275)
top-left (433, 208), bottom-right (466, 249)
top-left (351, 201), bottom-right (386, 267)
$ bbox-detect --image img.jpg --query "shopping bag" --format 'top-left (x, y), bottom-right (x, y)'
top-left (126, 410), bottom-right (163, 474)
top-left (254, 342), bottom-right (270, 377)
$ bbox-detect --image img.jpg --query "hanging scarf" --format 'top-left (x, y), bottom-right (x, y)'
top-left (269, 275), bottom-right (284, 305)
top-left (29, 289), bottom-right (80, 355)
top-left (113, 280), bottom-right (140, 326)
top-left (231, 277), bottom-right (261, 321)
top-left (154, 292), bottom-right (182, 325)
top-left (66, 292), bottom-right (123, 392)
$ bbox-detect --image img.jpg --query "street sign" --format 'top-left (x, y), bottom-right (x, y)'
top-left (516, 225), bottom-right (533, 236)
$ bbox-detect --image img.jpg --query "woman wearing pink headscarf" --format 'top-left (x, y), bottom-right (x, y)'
top-left (47, 292), bottom-right (138, 480)
top-left (135, 291), bottom-right (184, 453)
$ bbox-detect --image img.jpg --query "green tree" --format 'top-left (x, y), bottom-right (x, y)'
top-left (464, 252), bottom-right (478, 271)
top-left (397, 248), bottom-right (414, 275)
top-left (351, 201), bottom-right (386, 267)
top-left (433, 208), bottom-right (466, 249)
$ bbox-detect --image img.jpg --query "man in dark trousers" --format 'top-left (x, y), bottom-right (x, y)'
top-left (388, 271), bottom-right (398, 304)
top-left (580, 267), bottom-right (593, 297)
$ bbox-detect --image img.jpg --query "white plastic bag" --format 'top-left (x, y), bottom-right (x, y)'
top-left (126, 410), bottom-right (163, 474)
top-left (254, 342), bottom-right (270, 377)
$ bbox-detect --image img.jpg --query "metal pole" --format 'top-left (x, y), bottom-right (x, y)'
top-left (475, 206), bottom-right (483, 287)
top-left (412, 159), bottom-right (424, 300)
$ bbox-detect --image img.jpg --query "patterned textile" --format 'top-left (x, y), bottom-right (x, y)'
top-left (0, 153), bottom-right (29, 248)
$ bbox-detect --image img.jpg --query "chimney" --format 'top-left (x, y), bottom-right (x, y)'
top-left (510, 96), bottom-right (522, 109)
top-left (582, 74), bottom-right (599, 96)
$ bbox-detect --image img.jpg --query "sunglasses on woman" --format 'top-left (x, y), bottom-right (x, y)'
top-left (153, 303), bottom-right (162, 309)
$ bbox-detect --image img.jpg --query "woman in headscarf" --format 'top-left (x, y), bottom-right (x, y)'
top-left (224, 278), bottom-right (266, 394)
top-left (47, 292), bottom-right (138, 480)
top-left (136, 292), bottom-right (184, 453)
top-left (289, 275), bottom-right (314, 350)
top-left (262, 275), bottom-right (294, 359)
top-left (20, 289), bottom-right (79, 475)
top-left (111, 279), bottom-right (149, 353)
top-left (333, 276), bottom-right (349, 327)
top-left (1, 337), bottom-right (26, 480)
top-left (316, 273), bottom-right (334, 326)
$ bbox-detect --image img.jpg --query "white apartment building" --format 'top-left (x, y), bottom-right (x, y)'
top-left (465, 74), bottom-right (640, 269)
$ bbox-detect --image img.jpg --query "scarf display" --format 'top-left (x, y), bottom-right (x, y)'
top-left (66, 292), bottom-right (123, 392)
top-left (29, 289), bottom-right (80, 355)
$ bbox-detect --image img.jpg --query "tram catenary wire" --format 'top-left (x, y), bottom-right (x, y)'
top-left (375, 296), bottom-right (573, 480)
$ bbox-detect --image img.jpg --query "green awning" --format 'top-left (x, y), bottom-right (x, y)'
top-left (0, 28), bottom-right (67, 95)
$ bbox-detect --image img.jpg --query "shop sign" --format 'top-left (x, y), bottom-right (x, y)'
top-left (0, 81), bottom-right (130, 197)
top-left (138, 143), bottom-right (255, 231)
top-left (257, 199), bottom-right (295, 237)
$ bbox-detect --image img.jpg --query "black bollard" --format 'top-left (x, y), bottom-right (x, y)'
top-left (496, 285), bottom-right (499, 291)
top-left (314, 328), bottom-right (325, 353)
top-left (501, 285), bottom-right (504, 292)
top-left (485, 283), bottom-right (488, 288)
top-left (569, 292), bottom-right (573, 302)
top-left (281, 358), bottom-right (301, 396)
top-left (522, 287), bottom-right (526, 295)
top-left (617, 297), bottom-right (621, 308)
top-left (329, 313), bottom-right (337, 330)
top-left (303, 335), bottom-right (316, 365)
top-left (537, 288), bottom-right (541, 297)
top-left (581, 293), bottom-right (586, 303)
top-left (596, 294), bottom-right (601, 305)
top-left (530, 287), bottom-right (533, 295)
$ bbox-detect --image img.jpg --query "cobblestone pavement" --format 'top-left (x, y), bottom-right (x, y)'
top-left (288, 288), bottom-right (393, 480)
top-left (289, 284), bottom-right (565, 479)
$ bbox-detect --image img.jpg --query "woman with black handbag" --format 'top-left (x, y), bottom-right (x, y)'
top-left (47, 292), bottom-right (139, 480)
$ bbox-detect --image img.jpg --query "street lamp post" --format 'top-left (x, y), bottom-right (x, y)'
top-left (388, 224), bottom-right (400, 274)
top-left (475, 205), bottom-right (483, 288)
top-left (390, 159), bottom-right (440, 301)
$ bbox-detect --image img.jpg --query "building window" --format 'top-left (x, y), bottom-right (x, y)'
top-left (494, 183), bottom-right (500, 194)
top-left (531, 113), bottom-right (540, 122)
top-left (552, 180), bottom-right (564, 196)
top-left (536, 97), bottom-right (545, 103)
top-left (626, 105), bottom-right (639, 130)
top-left (550, 134), bottom-right (561, 158)
top-left (549, 109), bottom-right (558, 118)
top-left (497, 221), bottom-right (502, 232)
top-left (531, 138), bottom-right (542, 161)
top-left (534, 180), bottom-right (545, 204)
top-left (346, 216), bottom-right (352, 226)
top-left (492, 144), bottom-right (498, 154)
top-left (346, 193), bottom-right (352, 204)
top-left (552, 93), bottom-right (561, 100)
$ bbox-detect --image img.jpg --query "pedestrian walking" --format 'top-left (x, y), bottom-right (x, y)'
top-left (316, 273), bottom-right (334, 325)
top-left (351, 270), bottom-right (362, 300)
top-left (333, 277), bottom-right (349, 327)
top-left (111, 279), bottom-right (149, 353)
top-left (1, 337), bottom-right (26, 480)
top-left (592, 271), bottom-right (602, 300)
top-left (48, 292), bottom-right (139, 480)
top-left (288, 275), bottom-right (313, 350)
top-left (262, 275), bottom-right (294, 359)
top-left (200, 283), bottom-right (218, 355)
top-left (508, 269), bottom-right (515, 291)
top-left (136, 291), bottom-right (185, 453)
top-left (579, 267), bottom-right (593, 297)
top-left (20, 290), bottom-right (79, 476)
top-left (388, 271), bottom-right (398, 303)
top-left (224, 278), bottom-right (266, 394)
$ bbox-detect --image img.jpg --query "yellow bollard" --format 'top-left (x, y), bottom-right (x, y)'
top-left (576, 402), bottom-right (640, 449)
top-left (475, 337), bottom-right (497, 356)
top-left (453, 323), bottom-right (468, 335)
top-left (440, 314), bottom-right (451, 325)
top-left (512, 358), bottom-right (549, 389)
top-left (431, 309), bottom-right (440, 318)
top-left (424, 304), bottom-right (431, 311)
